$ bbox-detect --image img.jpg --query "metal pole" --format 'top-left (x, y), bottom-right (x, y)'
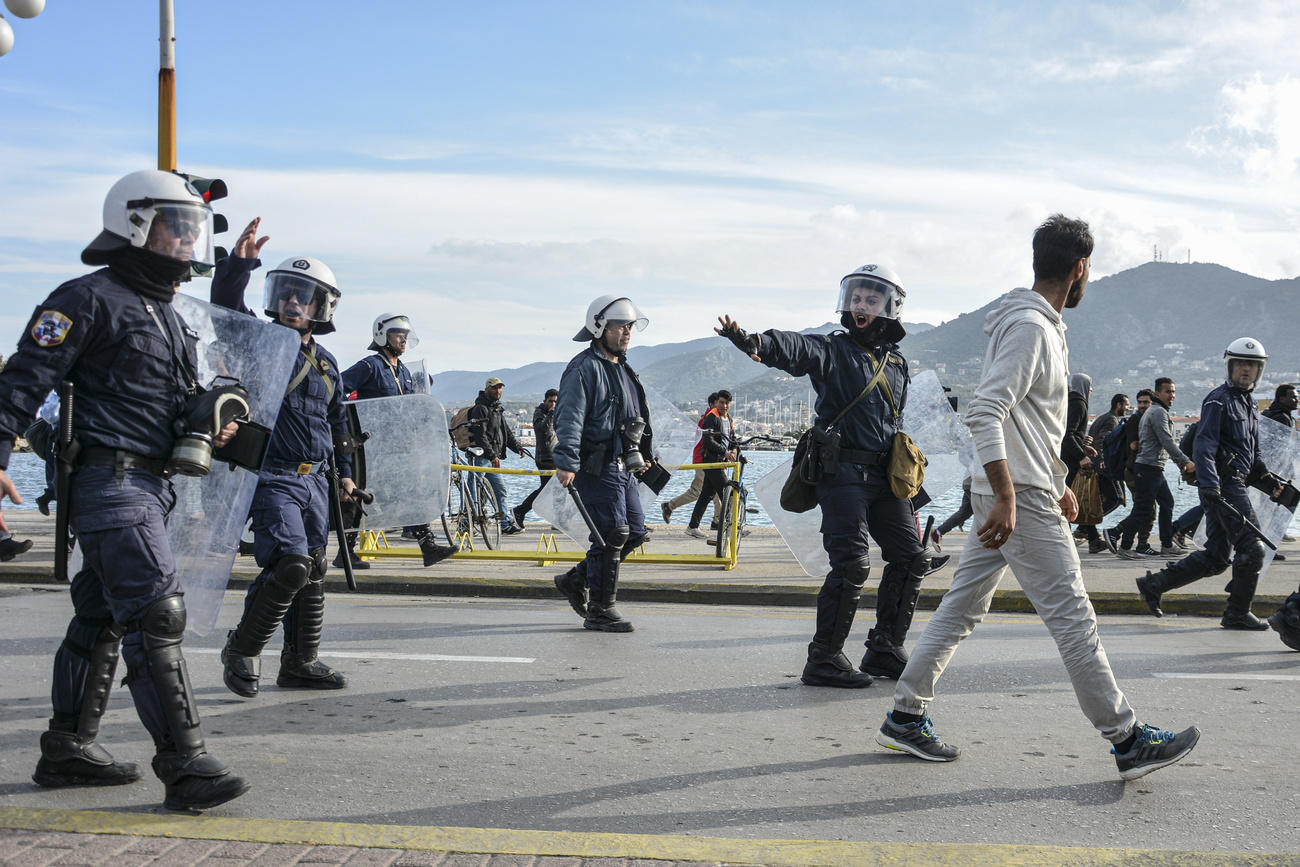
top-left (157, 0), bottom-right (176, 170)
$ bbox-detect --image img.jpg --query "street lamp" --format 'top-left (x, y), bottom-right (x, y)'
top-left (0, 0), bottom-right (45, 58)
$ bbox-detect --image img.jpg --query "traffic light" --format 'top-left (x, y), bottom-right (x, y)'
top-left (176, 172), bottom-right (228, 276)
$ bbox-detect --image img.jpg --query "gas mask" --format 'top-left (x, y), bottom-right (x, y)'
top-left (618, 417), bottom-right (647, 472)
top-left (168, 380), bottom-right (253, 477)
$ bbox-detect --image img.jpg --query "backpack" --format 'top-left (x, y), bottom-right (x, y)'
top-left (449, 405), bottom-right (474, 449)
top-left (1178, 421), bottom-right (1198, 459)
top-left (1098, 420), bottom-right (1130, 483)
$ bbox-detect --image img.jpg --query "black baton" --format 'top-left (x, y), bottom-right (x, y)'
top-left (566, 484), bottom-right (605, 549)
top-left (1213, 496), bottom-right (1278, 551)
top-left (325, 456), bottom-right (357, 590)
top-left (53, 381), bottom-right (74, 583)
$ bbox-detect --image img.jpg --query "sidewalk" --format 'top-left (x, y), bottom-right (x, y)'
top-left (1, 510), bottom-right (1296, 618)
top-left (2, 807), bottom-right (1290, 866)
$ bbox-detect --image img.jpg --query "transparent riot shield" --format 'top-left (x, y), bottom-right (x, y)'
top-left (752, 457), bottom-right (830, 578)
top-left (534, 474), bottom-right (593, 549)
top-left (170, 294), bottom-right (301, 636)
top-left (405, 359), bottom-right (430, 394)
top-left (1250, 416), bottom-right (1300, 579)
top-left (638, 383), bottom-right (702, 515)
top-left (349, 393), bottom-right (451, 529)
top-left (1192, 415), bottom-right (1300, 580)
top-left (902, 370), bottom-right (977, 501)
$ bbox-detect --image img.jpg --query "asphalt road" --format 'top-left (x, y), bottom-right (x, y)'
top-left (1, 585), bottom-right (1297, 856)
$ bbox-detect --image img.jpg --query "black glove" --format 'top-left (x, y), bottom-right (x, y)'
top-left (1200, 487), bottom-right (1222, 503)
top-left (720, 320), bottom-right (761, 357)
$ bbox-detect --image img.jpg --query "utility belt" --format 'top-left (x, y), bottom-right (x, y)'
top-left (77, 446), bottom-right (169, 477)
top-left (839, 447), bottom-right (890, 467)
top-left (263, 458), bottom-right (327, 476)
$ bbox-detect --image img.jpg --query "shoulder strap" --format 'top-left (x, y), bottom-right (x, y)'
top-left (284, 343), bottom-right (335, 400)
top-left (825, 350), bottom-right (890, 429)
top-left (876, 353), bottom-right (902, 423)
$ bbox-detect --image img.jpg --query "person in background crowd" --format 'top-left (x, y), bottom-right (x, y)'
top-left (513, 388), bottom-right (559, 527)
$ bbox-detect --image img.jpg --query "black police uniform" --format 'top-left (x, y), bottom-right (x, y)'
top-left (1138, 381), bottom-right (1281, 629)
top-left (211, 256), bottom-right (354, 695)
top-left (0, 267), bottom-right (247, 809)
top-left (749, 328), bottom-right (930, 687)
top-left (552, 344), bottom-right (652, 632)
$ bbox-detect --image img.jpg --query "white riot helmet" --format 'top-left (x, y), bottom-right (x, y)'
top-left (368, 312), bottom-right (419, 352)
top-left (81, 170), bottom-right (215, 267)
top-left (1224, 337), bottom-right (1267, 389)
top-left (263, 256), bottom-right (341, 334)
top-left (837, 264), bottom-right (906, 343)
top-left (573, 295), bottom-right (648, 342)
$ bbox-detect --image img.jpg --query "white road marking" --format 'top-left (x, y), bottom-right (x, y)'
top-left (1153, 672), bottom-right (1300, 682)
top-left (186, 648), bottom-right (534, 664)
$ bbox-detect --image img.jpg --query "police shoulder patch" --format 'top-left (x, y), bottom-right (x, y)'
top-left (31, 310), bottom-right (73, 348)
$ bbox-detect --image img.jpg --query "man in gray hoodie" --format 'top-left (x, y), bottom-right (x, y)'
top-left (876, 214), bottom-right (1199, 781)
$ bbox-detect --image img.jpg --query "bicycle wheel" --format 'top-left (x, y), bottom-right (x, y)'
top-left (715, 483), bottom-right (738, 557)
top-left (441, 474), bottom-right (470, 544)
top-left (471, 474), bottom-right (501, 550)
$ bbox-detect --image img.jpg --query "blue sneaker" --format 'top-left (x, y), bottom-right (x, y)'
top-left (1113, 723), bottom-right (1200, 780)
top-left (876, 712), bottom-right (960, 762)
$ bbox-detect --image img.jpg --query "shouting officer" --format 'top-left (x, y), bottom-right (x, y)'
top-left (340, 312), bottom-right (455, 565)
top-left (552, 296), bottom-right (654, 633)
top-left (1138, 338), bottom-right (1289, 629)
top-left (0, 170), bottom-right (248, 809)
top-left (717, 264), bottom-right (940, 688)
top-left (213, 220), bottom-right (358, 695)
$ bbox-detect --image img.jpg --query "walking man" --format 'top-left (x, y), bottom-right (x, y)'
top-left (876, 215), bottom-right (1199, 780)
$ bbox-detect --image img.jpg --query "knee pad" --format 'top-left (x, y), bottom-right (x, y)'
top-left (1233, 539), bottom-right (1266, 573)
top-left (269, 553), bottom-right (314, 593)
top-left (604, 524), bottom-right (631, 558)
top-left (139, 595), bottom-right (187, 647)
top-left (843, 557), bottom-right (871, 591)
top-left (309, 547), bottom-right (328, 581)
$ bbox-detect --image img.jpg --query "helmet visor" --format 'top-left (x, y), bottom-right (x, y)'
top-left (263, 273), bottom-right (336, 324)
top-left (837, 275), bottom-right (902, 321)
top-left (597, 298), bottom-right (648, 334)
top-left (1226, 357), bottom-right (1266, 389)
top-left (378, 316), bottom-right (420, 350)
top-left (138, 202), bottom-right (215, 266)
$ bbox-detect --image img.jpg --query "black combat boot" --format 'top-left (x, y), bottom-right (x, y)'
top-left (803, 562), bottom-right (872, 688)
top-left (223, 554), bottom-right (313, 697)
top-left (278, 554), bottom-right (348, 689)
top-left (584, 546), bottom-right (634, 632)
top-left (1221, 565), bottom-right (1268, 630)
top-left (554, 566), bottom-right (587, 617)
top-left (133, 595), bottom-right (249, 811)
top-left (33, 623), bottom-right (141, 788)
top-left (861, 551), bottom-right (929, 680)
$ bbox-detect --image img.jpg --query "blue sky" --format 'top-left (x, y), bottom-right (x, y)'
top-left (2, 1), bottom-right (1298, 371)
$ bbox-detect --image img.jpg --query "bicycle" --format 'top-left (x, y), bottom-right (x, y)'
top-left (713, 434), bottom-right (782, 558)
top-left (441, 422), bottom-right (501, 550)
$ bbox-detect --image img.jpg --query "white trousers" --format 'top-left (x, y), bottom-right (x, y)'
top-left (894, 488), bottom-right (1137, 744)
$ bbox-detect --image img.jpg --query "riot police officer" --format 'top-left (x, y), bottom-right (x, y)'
top-left (1137, 338), bottom-right (1288, 629)
top-left (717, 265), bottom-right (940, 688)
top-left (339, 312), bottom-right (456, 565)
top-left (552, 296), bottom-right (654, 633)
top-left (0, 170), bottom-right (248, 809)
top-left (212, 227), bottom-right (358, 695)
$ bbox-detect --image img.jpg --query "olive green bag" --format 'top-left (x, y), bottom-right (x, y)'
top-left (878, 373), bottom-right (927, 500)
top-left (778, 350), bottom-right (891, 512)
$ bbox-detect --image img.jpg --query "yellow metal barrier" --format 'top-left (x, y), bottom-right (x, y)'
top-left (365, 461), bottom-right (746, 569)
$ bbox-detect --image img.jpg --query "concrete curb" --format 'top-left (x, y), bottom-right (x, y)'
top-left (1, 565), bottom-right (1286, 619)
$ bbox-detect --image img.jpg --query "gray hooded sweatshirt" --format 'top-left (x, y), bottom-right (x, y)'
top-left (965, 287), bottom-right (1070, 499)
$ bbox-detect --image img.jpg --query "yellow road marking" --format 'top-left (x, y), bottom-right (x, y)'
top-left (0, 806), bottom-right (1289, 866)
